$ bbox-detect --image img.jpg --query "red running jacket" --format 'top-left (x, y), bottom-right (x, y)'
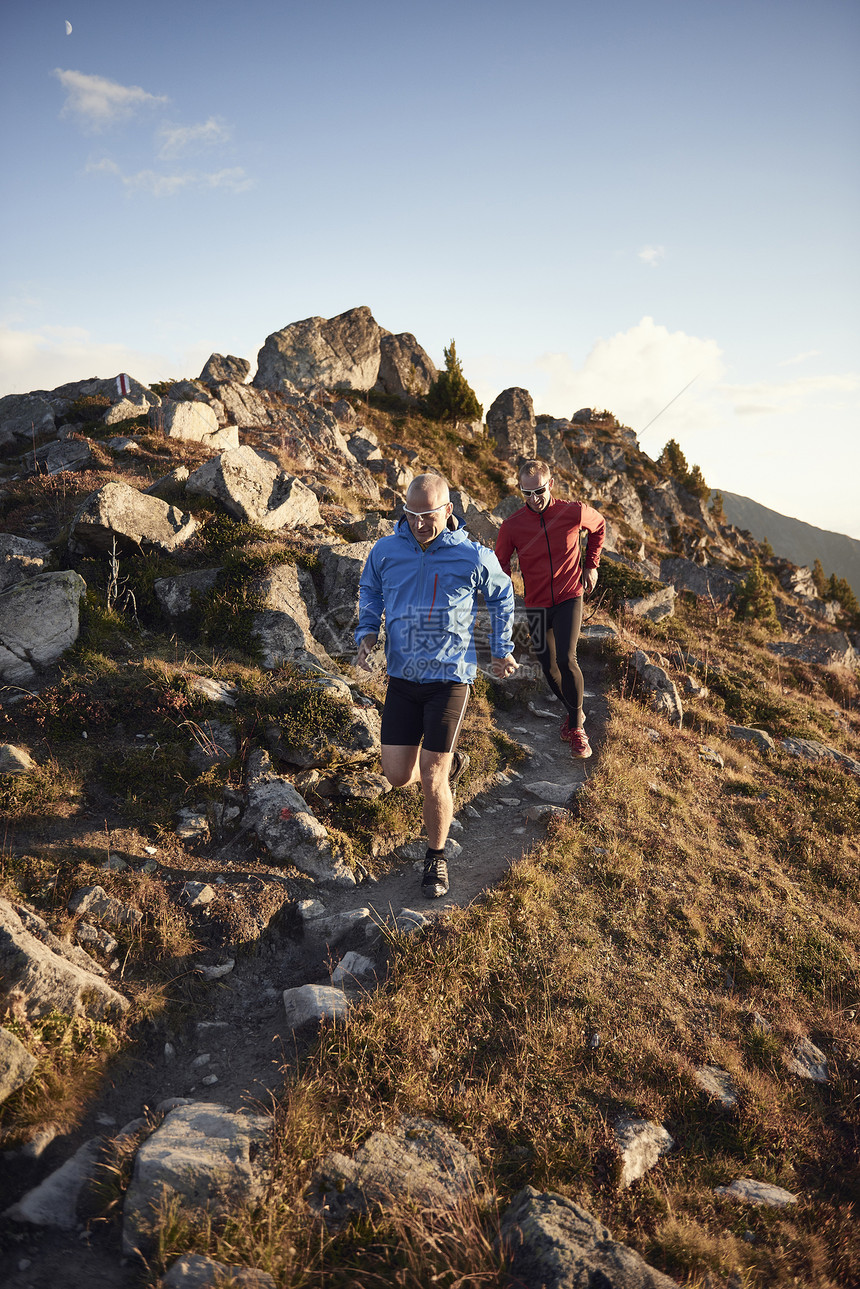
top-left (495, 499), bottom-right (606, 608)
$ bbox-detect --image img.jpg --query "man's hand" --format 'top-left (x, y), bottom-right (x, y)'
top-left (584, 568), bottom-right (598, 595)
top-left (491, 653), bottom-right (519, 679)
top-left (356, 634), bottom-right (378, 672)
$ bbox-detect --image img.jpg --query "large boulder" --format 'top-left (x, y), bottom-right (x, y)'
top-left (154, 568), bottom-right (220, 619)
top-left (198, 353), bottom-right (251, 384)
top-left (0, 393), bottom-right (56, 451)
top-left (122, 1102), bottom-right (271, 1258)
top-left (213, 381), bottom-right (275, 429)
top-left (0, 571), bottom-right (86, 684)
top-left (769, 631), bottom-right (858, 668)
top-left (0, 534), bottom-right (53, 593)
top-left (631, 650), bottom-right (684, 727)
top-left (486, 387), bottom-right (537, 462)
top-left (253, 306), bottom-right (383, 392)
top-left (251, 561), bottom-right (332, 668)
top-left (154, 400), bottom-right (238, 450)
top-left (500, 1186), bottom-right (679, 1288)
top-left (185, 445), bottom-right (322, 529)
top-left (0, 898), bottom-right (128, 1021)
top-left (68, 480), bottom-right (198, 555)
top-left (659, 557), bottom-right (743, 604)
top-left (374, 332), bottom-right (437, 400)
top-left (24, 438), bottom-right (92, 476)
top-left (312, 541), bottom-right (375, 655)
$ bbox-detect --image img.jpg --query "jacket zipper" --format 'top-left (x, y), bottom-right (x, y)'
top-left (427, 572), bottom-right (438, 622)
top-left (540, 512), bottom-right (556, 606)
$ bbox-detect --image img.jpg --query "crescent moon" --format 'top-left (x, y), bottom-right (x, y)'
top-left (65, 20), bottom-right (73, 35)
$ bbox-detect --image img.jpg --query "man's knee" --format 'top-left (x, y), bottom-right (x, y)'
top-left (419, 752), bottom-right (452, 794)
top-left (382, 745), bottom-right (419, 788)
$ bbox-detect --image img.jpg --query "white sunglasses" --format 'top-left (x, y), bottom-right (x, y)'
top-left (404, 503), bottom-right (449, 519)
top-left (521, 484), bottom-right (549, 497)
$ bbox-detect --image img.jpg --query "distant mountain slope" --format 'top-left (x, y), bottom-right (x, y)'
top-left (718, 490), bottom-right (860, 589)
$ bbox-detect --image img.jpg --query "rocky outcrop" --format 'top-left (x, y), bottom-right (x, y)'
top-left (68, 480), bottom-right (198, 555)
top-left (769, 631), bottom-right (857, 668)
top-left (154, 568), bottom-right (220, 619)
top-left (0, 571), bottom-right (86, 684)
top-left (374, 332), bottom-right (437, 400)
top-left (254, 306), bottom-right (383, 393)
top-left (162, 1255), bottom-right (276, 1289)
top-left (0, 898), bottom-right (128, 1021)
top-left (24, 438), bottom-right (92, 476)
top-left (631, 650), bottom-right (684, 727)
top-left (122, 1102), bottom-right (271, 1258)
top-left (486, 387), bottom-right (537, 462)
top-left (251, 561), bottom-right (332, 668)
top-left (185, 445), bottom-right (322, 529)
top-left (500, 1186), bottom-right (679, 1288)
top-left (311, 541), bottom-right (375, 655)
top-left (659, 557), bottom-right (743, 604)
top-left (198, 353), bottom-right (251, 384)
top-left (0, 393), bottom-right (57, 450)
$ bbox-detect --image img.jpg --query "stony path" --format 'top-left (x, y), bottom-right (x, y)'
top-left (1, 653), bottom-right (608, 1289)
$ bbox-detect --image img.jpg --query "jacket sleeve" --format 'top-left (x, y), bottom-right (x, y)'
top-left (477, 550), bottom-right (515, 658)
top-left (355, 545), bottom-right (384, 645)
top-left (494, 518), bottom-right (515, 576)
top-left (580, 502), bottom-right (606, 569)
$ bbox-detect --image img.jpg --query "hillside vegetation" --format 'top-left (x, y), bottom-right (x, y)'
top-left (1, 372), bottom-right (859, 1288)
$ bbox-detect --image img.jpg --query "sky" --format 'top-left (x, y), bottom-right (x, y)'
top-left (1, 0), bottom-right (858, 538)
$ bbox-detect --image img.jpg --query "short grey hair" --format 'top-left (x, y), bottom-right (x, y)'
top-left (407, 473), bottom-right (450, 506)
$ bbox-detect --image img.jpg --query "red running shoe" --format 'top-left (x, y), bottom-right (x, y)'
top-left (569, 728), bottom-right (592, 759)
top-left (560, 715), bottom-right (571, 742)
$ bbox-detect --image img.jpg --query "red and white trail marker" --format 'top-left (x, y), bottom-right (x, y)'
top-left (116, 373), bottom-right (131, 397)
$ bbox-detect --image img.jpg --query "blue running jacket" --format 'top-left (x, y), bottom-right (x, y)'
top-left (355, 516), bottom-right (515, 684)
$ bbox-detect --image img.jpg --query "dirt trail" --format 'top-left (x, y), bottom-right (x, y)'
top-left (1, 653), bottom-right (608, 1289)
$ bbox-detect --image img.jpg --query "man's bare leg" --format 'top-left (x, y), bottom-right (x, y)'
top-left (381, 744), bottom-right (421, 789)
top-left (419, 748), bottom-right (454, 850)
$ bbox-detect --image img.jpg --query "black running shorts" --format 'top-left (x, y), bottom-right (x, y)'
top-left (381, 676), bottom-right (470, 754)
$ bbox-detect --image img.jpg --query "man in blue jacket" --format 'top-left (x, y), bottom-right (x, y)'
top-left (356, 473), bottom-right (517, 898)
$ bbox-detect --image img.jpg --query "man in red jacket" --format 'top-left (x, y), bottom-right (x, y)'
top-left (495, 460), bottom-right (605, 758)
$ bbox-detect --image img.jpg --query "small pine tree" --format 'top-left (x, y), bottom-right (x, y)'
top-left (736, 557), bottom-right (780, 632)
top-left (658, 438), bottom-right (689, 482)
top-left (709, 490), bottom-right (725, 523)
top-left (760, 537), bottom-right (775, 562)
top-left (686, 463), bottom-right (710, 500)
top-left (829, 575), bottom-right (860, 623)
top-left (812, 558), bottom-right (827, 597)
top-left (425, 340), bottom-right (482, 429)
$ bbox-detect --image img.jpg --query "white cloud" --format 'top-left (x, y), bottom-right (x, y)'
top-left (638, 244), bottom-right (666, 267)
top-left (723, 372), bottom-right (859, 417)
top-left (87, 158), bottom-right (252, 196)
top-left (54, 68), bottom-right (167, 130)
top-left (532, 316), bottom-right (724, 442)
top-left (157, 117), bottom-right (231, 158)
top-left (0, 323), bottom-right (215, 397)
top-left (778, 349), bottom-right (821, 367)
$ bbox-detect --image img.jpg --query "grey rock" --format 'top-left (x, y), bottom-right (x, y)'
top-left (188, 719), bottom-right (236, 771)
top-left (622, 585), bottom-right (676, 622)
top-left (162, 1254), bottom-right (276, 1289)
top-left (0, 534), bottom-right (53, 592)
top-left (198, 353), bottom-right (251, 384)
top-left (769, 630), bottom-right (858, 668)
top-left (523, 781), bottom-right (580, 806)
top-left (313, 908), bottom-right (375, 944)
top-left (536, 427), bottom-right (576, 477)
top-left (74, 922), bottom-right (119, 958)
top-left (186, 674), bottom-right (238, 706)
top-left (614, 1116), bottom-right (674, 1189)
top-left (524, 803), bottom-right (570, 822)
top-left (786, 1035), bottom-right (828, 1083)
top-left (312, 540), bottom-right (375, 655)
top-left (698, 745), bottom-right (725, 768)
top-left (0, 1026), bottom-right (37, 1104)
top-left (283, 983), bottom-right (349, 1030)
top-left (486, 387), bottom-right (537, 461)
top-left (631, 650), bottom-right (683, 728)
top-left (122, 1102), bottom-right (270, 1258)
top-left (69, 480), bottom-right (198, 555)
top-left (103, 397), bottom-right (149, 425)
top-left (386, 908), bottom-right (430, 936)
top-left (154, 568), bottom-right (220, 618)
top-left (185, 445), bottom-right (322, 529)
top-left (24, 437), bottom-right (92, 476)
top-left (397, 838), bottom-right (462, 861)
top-left (68, 885), bottom-right (143, 928)
top-left (331, 951), bottom-right (377, 986)
top-left (694, 1065), bottom-right (738, 1108)
top-left (727, 725), bottom-right (775, 753)
top-left (254, 305), bottom-right (383, 393)
top-left (5, 1137), bottom-right (102, 1229)
top-left (251, 561), bottom-right (331, 669)
top-left (659, 557), bottom-right (743, 604)
top-left (572, 408), bottom-right (593, 423)
top-left (0, 392), bottom-right (56, 448)
top-left (0, 744), bottom-right (36, 774)
top-left (175, 808), bottom-right (209, 839)
top-left (500, 1185), bottom-right (679, 1288)
top-left (155, 399), bottom-right (239, 450)
top-left (214, 381), bottom-right (276, 429)
top-left (0, 571), bottom-right (86, 684)
top-left (580, 623), bottom-right (619, 644)
top-left (714, 1178), bottom-right (798, 1207)
top-left (347, 430), bottom-right (383, 464)
top-left (309, 1116), bottom-right (483, 1228)
top-left (182, 882), bottom-right (216, 908)
top-left (374, 332), bottom-right (438, 400)
top-left (297, 898), bottom-right (326, 923)
top-left (243, 753), bottom-right (355, 886)
top-left (779, 737), bottom-right (860, 778)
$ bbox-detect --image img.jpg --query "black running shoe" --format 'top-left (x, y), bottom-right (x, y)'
top-left (449, 750), bottom-right (470, 796)
top-left (422, 853), bottom-right (449, 898)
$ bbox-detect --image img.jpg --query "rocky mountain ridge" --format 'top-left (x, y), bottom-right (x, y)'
top-left (1, 305), bottom-right (859, 1289)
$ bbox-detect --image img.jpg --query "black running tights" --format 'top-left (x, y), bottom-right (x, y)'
top-left (526, 596), bottom-right (585, 724)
